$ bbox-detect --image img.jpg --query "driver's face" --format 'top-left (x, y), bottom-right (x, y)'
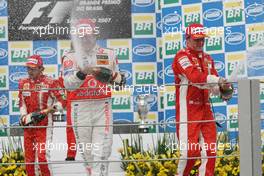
top-left (187, 37), bottom-right (205, 51)
top-left (27, 66), bottom-right (42, 80)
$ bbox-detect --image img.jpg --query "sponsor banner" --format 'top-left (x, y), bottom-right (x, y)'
top-left (8, 0), bottom-right (131, 40)
top-left (96, 39), bottom-right (107, 48)
top-left (9, 41), bottom-right (32, 65)
top-left (33, 40), bottom-right (58, 64)
top-left (163, 58), bottom-right (174, 84)
top-left (0, 115), bottom-right (8, 136)
top-left (107, 39), bottom-right (132, 63)
top-left (164, 86), bottom-right (175, 110)
top-left (245, 0), bottom-right (264, 24)
top-left (202, 1), bottom-right (223, 27)
top-left (182, 0), bottom-right (201, 5)
top-left (260, 83), bottom-right (264, 103)
top-left (223, 0), bottom-right (244, 26)
top-left (0, 66), bottom-right (8, 90)
top-left (133, 86), bottom-right (158, 112)
top-left (0, 91), bottom-right (9, 115)
top-left (247, 46), bottom-right (264, 78)
top-left (57, 40), bottom-right (71, 65)
top-left (9, 91), bottom-right (19, 115)
top-left (213, 106), bottom-right (227, 132)
top-left (164, 109), bottom-right (176, 132)
top-left (162, 0), bottom-right (180, 7)
top-left (156, 13), bottom-right (162, 37)
top-left (0, 17), bottom-right (7, 41)
top-left (0, 41), bottom-right (8, 65)
top-left (183, 4), bottom-right (202, 28)
top-left (133, 63), bottom-right (156, 85)
top-left (211, 53), bottom-right (225, 78)
top-left (132, 38), bottom-right (156, 62)
top-left (156, 38), bottom-right (163, 61)
top-left (157, 62), bottom-right (163, 85)
top-left (132, 13), bottom-right (156, 38)
top-left (9, 66), bottom-right (28, 91)
top-left (163, 33), bottom-right (181, 58)
top-left (113, 112), bottom-right (134, 123)
top-left (205, 27), bottom-right (224, 53)
top-left (0, 0), bottom-right (7, 16)
top-left (228, 131), bottom-right (238, 146)
top-left (119, 63), bottom-right (132, 86)
top-left (158, 88), bottom-right (164, 111)
top-left (225, 52), bottom-right (247, 79)
top-left (134, 112), bottom-right (158, 133)
top-left (246, 24), bottom-right (264, 49)
top-left (162, 6), bottom-right (182, 34)
top-left (10, 115), bottom-right (20, 126)
top-left (132, 0), bottom-right (155, 13)
top-left (112, 89), bottom-right (133, 112)
top-left (43, 65), bottom-right (58, 79)
top-left (227, 105), bottom-right (238, 131)
top-left (224, 25), bottom-right (246, 52)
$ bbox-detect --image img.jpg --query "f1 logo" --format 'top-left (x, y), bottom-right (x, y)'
top-left (22, 1), bottom-right (72, 24)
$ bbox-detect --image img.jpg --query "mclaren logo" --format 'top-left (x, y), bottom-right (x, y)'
top-left (132, 0), bottom-right (154, 7)
top-left (165, 65), bottom-right (174, 77)
top-left (9, 72), bottom-right (28, 83)
top-left (0, 48), bottom-right (7, 59)
top-left (245, 3), bottom-right (264, 17)
top-left (34, 47), bottom-right (57, 58)
top-left (163, 13), bottom-right (181, 25)
top-left (214, 61), bottom-right (225, 72)
top-left (225, 32), bottom-right (245, 45)
top-left (133, 44), bottom-right (156, 56)
top-left (203, 8), bottom-right (222, 21)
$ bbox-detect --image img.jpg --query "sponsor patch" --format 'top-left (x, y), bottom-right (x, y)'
top-left (178, 57), bottom-right (192, 69)
top-left (22, 92), bottom-right (31, 96)
top-left (63, 60), bottom-right (73, 70)
top-left (96, 54), bottom-right (109, 65)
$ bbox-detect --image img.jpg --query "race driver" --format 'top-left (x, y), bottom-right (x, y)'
top-left (172, 23), bottom-right (233, 176)
top-left (62, 18), bottom-right (125, 176)
top-left (19, 55), bottom-right (66, 176)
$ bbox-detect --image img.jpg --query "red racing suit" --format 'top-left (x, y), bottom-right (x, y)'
top-left (56, 77), bottom-right (77, 159)
top-left (62, 46), bottom-right (119, 176)
top-left (172, 48), bottom-right (220, 176)
top-left (18, 75), bottom-right (66, 176)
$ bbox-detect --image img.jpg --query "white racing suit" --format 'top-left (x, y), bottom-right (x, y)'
top-left (62, 46), bottom-right (119, 176)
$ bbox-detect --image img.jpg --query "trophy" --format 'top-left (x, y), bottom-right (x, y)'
top-left (136, 94), bottom-right (151, 133)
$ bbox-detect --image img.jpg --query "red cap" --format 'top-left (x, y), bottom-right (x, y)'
top-left (26, 55), bottom-right (43, 68)
top-left (73, 18), bottom-right (96, 36)
top-left (185, 23), bottom-right (208, 39)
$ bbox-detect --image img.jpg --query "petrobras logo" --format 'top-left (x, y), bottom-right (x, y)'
top-left (120, 69), bottom-right (132, 80)
top-left (203, 8), bottom-right (222, 21)
top-left (132, 0), bottom-right (154, 7)
top-left (163, 13), bottom-right (181, 25)
top-left (0, 0), bottom-right (7, 11)
top-left (34, 47), bottom-right (57, 58)
top-left (0, 95), bottom-right (8, 109)
top-left (9, 72), bottom-right (28, 83)
top-left (164, 65), bottom-right (174, 77)
top-left (166, 116), bottom-right (176, 128)
top-left (0, 48), bottom-right (7, 59)
top-left (225, 32), bottom-right (245, 45)
top-left (158, 70), bottom-right (163, 79)
top-left (215, 112), bottom-right (226, 125)
top-left (214, 60), bottom-right (225, 73)
top-left (245, 3), bottom-right (264, 17)
top-left (248, 59), bottom-right (264, 70)
top-left (133, 44), bottom-right (155, 56)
